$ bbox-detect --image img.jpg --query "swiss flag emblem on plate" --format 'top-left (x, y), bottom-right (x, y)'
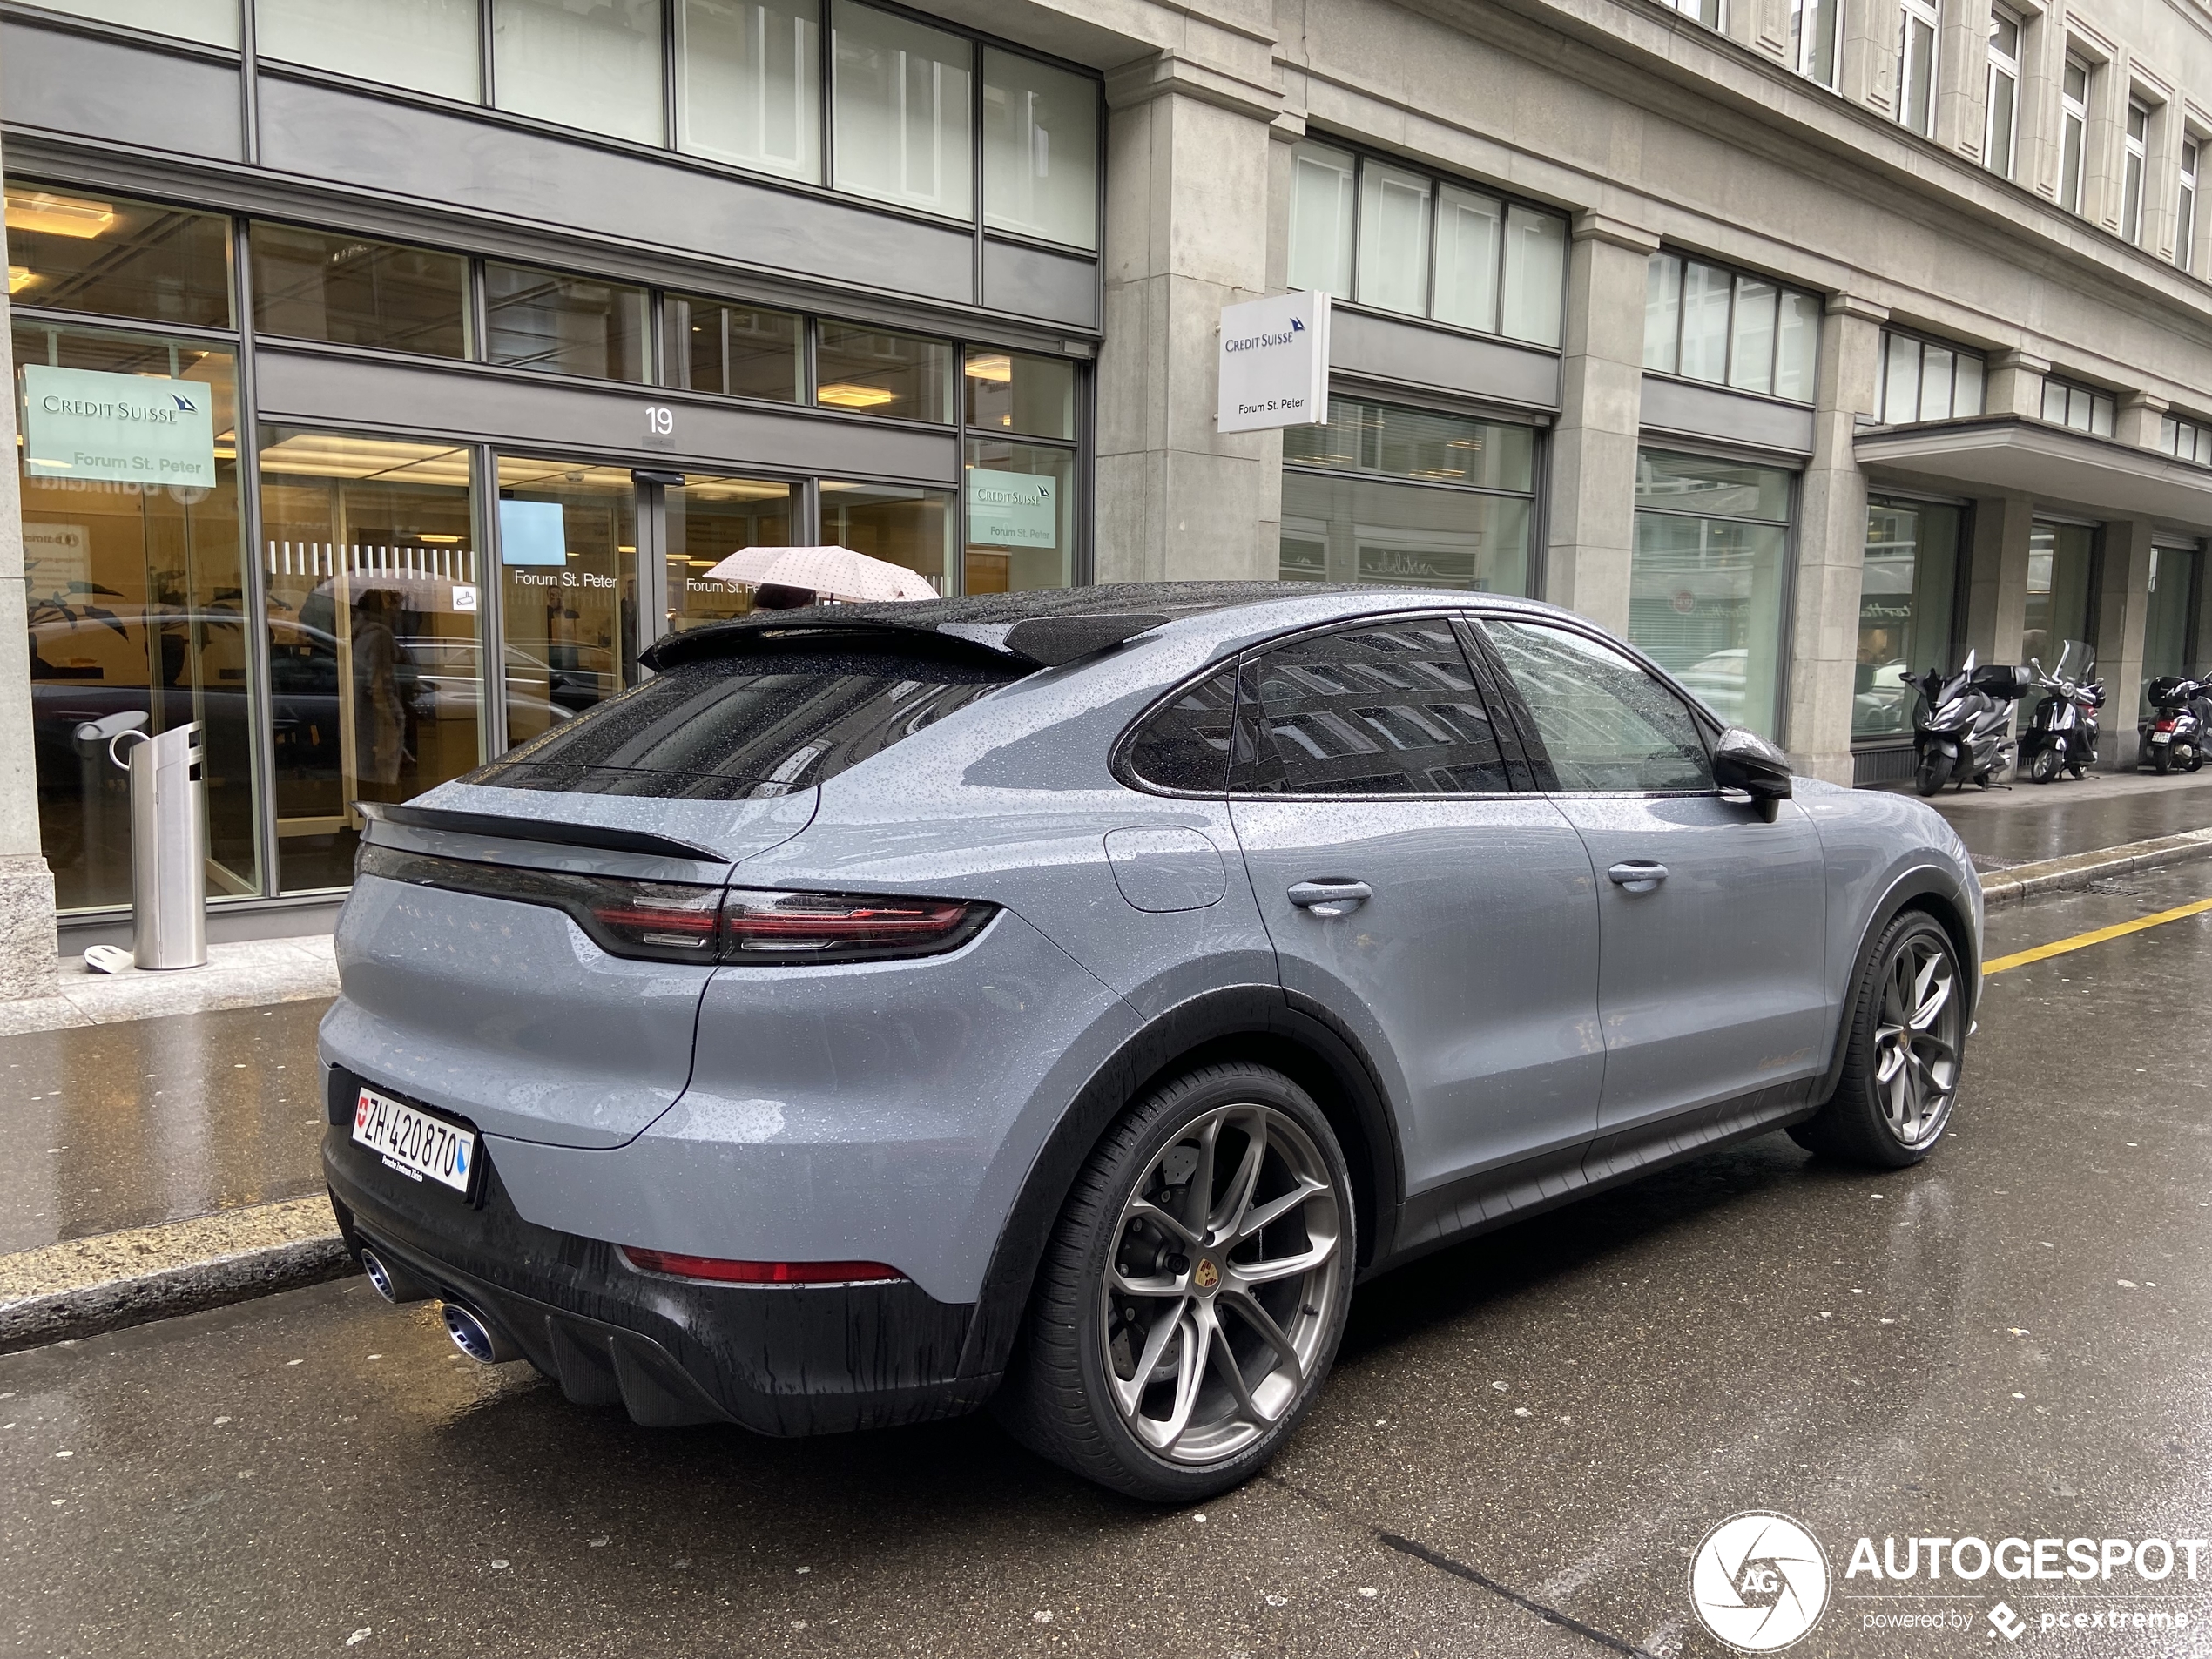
top-left (355, 1094), bottom-right (372, 1130)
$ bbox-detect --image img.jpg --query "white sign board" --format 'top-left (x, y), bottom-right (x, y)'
top-left (1216, 290), bottom-right (1330, 434)
top-left (23, 523), bottom-right (91, 598)
top-left (966, 468), bottom-right (1058, 548)
top-left (22, 365), bottom-right (217, 486)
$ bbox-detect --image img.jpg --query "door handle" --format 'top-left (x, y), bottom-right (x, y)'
top-left (1607, 861), bottom-right (1668, 894)
top-left (1287, 879), bottom-right (1372, 917)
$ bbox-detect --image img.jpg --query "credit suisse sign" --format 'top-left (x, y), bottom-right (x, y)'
top-left (22, 365), bottom-right (218, 487)
top-left (1216, 290), bottom-right (1331, 435)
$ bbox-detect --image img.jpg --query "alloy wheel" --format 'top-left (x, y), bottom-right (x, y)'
top-left (1872, 934), bottom-right (1962, 1147)
top-left (1099, 1103), bottom-right (1344, 1465)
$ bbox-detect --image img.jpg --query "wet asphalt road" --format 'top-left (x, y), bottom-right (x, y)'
top-left (1912, 769), bottom-right (2212, 869)
top-left (3, 868), bottom-right (2210, 1659)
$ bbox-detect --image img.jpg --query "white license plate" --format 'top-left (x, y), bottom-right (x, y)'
top-left (352, 1086), bottom-right (476, 1196)
top-left (2152, 732), bottom-right (2172, 743)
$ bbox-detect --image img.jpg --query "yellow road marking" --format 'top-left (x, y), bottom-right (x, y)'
top-left (1983, 895), bottom-right (2212, 975)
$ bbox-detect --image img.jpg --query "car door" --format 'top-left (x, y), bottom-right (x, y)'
top-left (1474, 615), bottom-right (1829, 1132)
top-left (1225, 613), bottom-right (1604, 1196)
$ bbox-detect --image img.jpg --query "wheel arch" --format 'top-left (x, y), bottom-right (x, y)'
top-left (954, 985), bottom-right (1405, 1384)
top-left (1815, 865), bottom-right (1980, 1105)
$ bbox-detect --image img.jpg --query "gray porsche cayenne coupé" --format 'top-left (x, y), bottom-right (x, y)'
top-left (323, 582), bottom-right (1981, 1501)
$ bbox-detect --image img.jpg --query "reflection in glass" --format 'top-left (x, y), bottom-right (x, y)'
top-left (815, 322), bottom-right (954, 421)
top-left (678, 0), bottom-right (822, 181)
top-left (1285, 142), bottom-right (1355, 297)
top-left (1285, 397), bottom-right (1535, 492)
top-left (664, 296), bottom-right (802, 401)
top-left (1499, 206), bottom-right (1564, 347)
top-left (1855, 499), bottom-right (1961, 738)
top-left (2024, 521), bottom-right (2098, 671)
top-left (496, 459), bottom-right (641, 749)
top-left (17, 326), bottom-right (256, 910)
top-left (964, 440), bottom-right (1073, 592)
top-left (2141, 545), bottom-right (2204, 718)
top-left (1729, 276), bottom-right (1777, 395)
top-left (4, 184), bottom-right (233, 328)
top-left (493, 0), bottom-right (665, 145)
top-left (963, 347), bottom-right (1075, 439)
top-left (258, 428), bottom-right (480, 892)
top-left (664, 474), bottom-right (793, 632)
top-left (819, 480), bottom-right (951, 594)
top-left (1280, 473), bottom-right (1530, 594)
top-left (1629, 448), bottom-right (1796, 740)
top-left (1433, 186), bottom-right (1501, 334)
top-left (251, 224), bottom-right (468, 357)
top-left (484, 264), bottom-right (650, 382)
top-left (832, 1), bottom-right (973, 219)
top-left (981, 48), bottom-right (1099, 251)
top-left (1677, 261), bottom-right (1731, 383)
top-left (29, 0), bottom-right (236, 45)
top-left (1355, 162), bottom-right (1431, 318)
top-left (257, 0), bottom-right (482, 100)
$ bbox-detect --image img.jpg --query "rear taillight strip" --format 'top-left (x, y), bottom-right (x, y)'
top-left (356, 845), bottom-right (994, 966)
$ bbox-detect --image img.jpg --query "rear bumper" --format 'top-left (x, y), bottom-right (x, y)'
top-left (323, 1120), bottom-right (996, 1437)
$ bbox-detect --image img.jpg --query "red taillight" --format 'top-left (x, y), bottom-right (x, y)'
top-left (620, 1247), bottom-right (906, 1285)
top-left (583, 887), bottom-right (725, 958)
top-left (2156, 718), bottom-right (2178, 732)
top-left (719, 889), bottom-right (988, 963)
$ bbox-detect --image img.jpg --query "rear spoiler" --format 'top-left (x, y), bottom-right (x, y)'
top-left (639, 612), bottom-right (1170, 673)
top-left (355, 800), bottom-right (725, 864)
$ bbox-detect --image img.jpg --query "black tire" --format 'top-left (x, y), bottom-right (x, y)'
top-left (1790, 912), bottom-right (1966, 1169)
top-left (1913, 756), bottom-right (1947, 797)
top-left (2188, 746), bottom-right (2205, 773)
top-left (994, 1063), bottom-right (1356, 1502)
top-left (2155, 745), bottom-right (2175, 774)
top-left (2029, 745), bottom-right (2060, 784)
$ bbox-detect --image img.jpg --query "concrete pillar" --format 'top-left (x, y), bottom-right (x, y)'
top-left (1786, 293), bottom-right (1886, 785)
top-left (1934, 0), bottom-right (1990, 159)
top-left (1986, 348), bottom-right (2050, 421)
top-left (2094, 517), bottom-right (2157, 768)
top-left (2117, 389), bottom-right (2168, 450)
top-left (1095, 53), bottom-right (1282, 586)
top-left (1543, 212), bottom-right (1656, 636)
top-left (1963, 494), bottom-right (2034, 669)
top-left (0, 128), bottom-right (61, 1000)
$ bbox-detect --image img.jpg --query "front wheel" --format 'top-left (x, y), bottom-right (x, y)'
top-left (1790, 912), bottom-right (1966, 1168)
top-left (995, 1064), bottom-right (1356, 1502)
top-left (1914, 755), bottom-right (1948, 797)
top-left (2029, 745), bottom-right (2062, 784)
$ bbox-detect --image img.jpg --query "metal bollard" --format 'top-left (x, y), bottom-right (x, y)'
top-left (77, 717), bottom-right (209, 971)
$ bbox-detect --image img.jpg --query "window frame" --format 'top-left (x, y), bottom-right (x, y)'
top-left (2061, 56), bottom-right (2092, 216)
top-left (2161, 412), bottom-right (2212, 467)
top-left (1790, 0), bottom-right (1839, 88)
top-left (1877, 327), bottom-right (1988, 424)
top-left (2180, 136), bottom-right (2201, 274)
top-left (1898, 0), bottom-right (1941, 138)
top-left (2040, 376), bottom-right (2116, 436)
top-left (1985, 6), bottom-right (2021, 179)
top-left (1642, 249), bottom-right (1824, 404)
top-left (2123, 98), bottom-right (2151, 246)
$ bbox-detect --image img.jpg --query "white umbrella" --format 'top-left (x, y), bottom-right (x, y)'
top-left (703, 544), bottom-right (939, 604)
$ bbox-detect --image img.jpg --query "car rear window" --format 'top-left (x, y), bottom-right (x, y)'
top-left (468, 641), bottom-right (1023, 799)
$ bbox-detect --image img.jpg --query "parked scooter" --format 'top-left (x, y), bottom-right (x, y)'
top-left (1903, 646), bottom-right (2028, 796)
top-left (2018, 639), bottom-right (2104, 784)
top-left (2139, 670), bottom-right (2212, 773)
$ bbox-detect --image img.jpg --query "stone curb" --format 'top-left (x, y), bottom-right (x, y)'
top-left (1976, 827), bottom-right (2212, 907)
top-left (0, 1196), bottom-right (348, 1355)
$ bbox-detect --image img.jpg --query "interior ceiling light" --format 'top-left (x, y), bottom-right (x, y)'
top-left (5, 191), bottom-right (118, 239)
top-left (415, 534), bottom-right (465, 544)
top-left (817, 382), bottom-right (896, 408)
top-left (965, 354), bottom-right (1013, 382)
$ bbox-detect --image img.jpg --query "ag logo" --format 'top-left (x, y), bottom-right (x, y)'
top-left (1688, 1511), bottom-right (1831, 1653)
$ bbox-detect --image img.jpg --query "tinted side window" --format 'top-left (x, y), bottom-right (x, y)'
top-left (469, 644), bottom-right (1020, 799)
top-left (1122, 669), bottom-right (1239, 792)
top-left (1480, 618), bottom-right (1714, 792)
top-left (1236, 618), bottom-right (1510, 795)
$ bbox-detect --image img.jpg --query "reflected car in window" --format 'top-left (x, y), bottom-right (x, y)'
top-left (321, 583), bottom-right (1982, 1504)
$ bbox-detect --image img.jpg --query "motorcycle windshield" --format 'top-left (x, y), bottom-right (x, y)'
top-left (2054, 639), bottom-right (2094, 683)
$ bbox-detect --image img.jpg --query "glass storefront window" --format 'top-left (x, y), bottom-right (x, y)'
top-left (250, 224), bottom-right (469, 358)
top-left (819, 479), bottom-right (951, 595)
top-left (1280, 397), bottom-right (1536, 593)
top-left (963, 347), bottom-right (1075, 440)
top-left (815, 322), bottom-right (954, 421)
top-left (831, 1), bottom-right (973, 220)
top-left (257, 428), bottom-right (479, 892)
top-left (664, 473), bottom-right (794, 631)
top-left (662, 295), bottom-right (802, 401)
top-left (257, 0), bottom-right (482, 102)
top-left (982, 49), bottom-right (1098, 252)
top-left (1285, 142), bottom-right (1356, 299)
top-left (30, 0), bottom-right (237, 46)
top-left (17, 324), bottom-right (257, 911)
top-left (494, 459), bottom-right (642, 748)
top-left (484, 264), bottom-right (650, 382)
top-left (1629, 449), bottom-right (1796, 740)
top-left (2024, 521), bottom-right (2099, 670)
top-left (964, 439), bottom-right (1072, 592)
top-left (1855, 498), bottom-right (1963, 739)
top-left (2141, 545), bottom-right (2205, 718)
top-left (677, 0), bottom-right (823, 182)
top-left (493, 0), bottom-right (665, 145)
top-left (5, 184), bottom-right (233, 329)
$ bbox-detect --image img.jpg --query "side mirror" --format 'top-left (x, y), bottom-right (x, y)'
top-left (1713, 726), bottom-right (1793, 820)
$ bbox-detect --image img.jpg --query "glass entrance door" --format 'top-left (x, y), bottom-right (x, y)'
top-left (494, 458), bottom-right (640, 747)
top-left (663, 473), bottom-right (795, 634)
top-left (2142, 543), bottom-right (2205, 718)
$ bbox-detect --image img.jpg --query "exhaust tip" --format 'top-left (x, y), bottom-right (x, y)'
top-left (441, 1302), bottom-right (515, 1365)
top-left (360, 1247), bottom-right (401, 1305)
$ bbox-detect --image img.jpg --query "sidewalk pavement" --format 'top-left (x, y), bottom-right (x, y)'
top-left (1895, 765), bottom-right (2212, 873)
top-left (3, 800), bottom-right (2209, 1353)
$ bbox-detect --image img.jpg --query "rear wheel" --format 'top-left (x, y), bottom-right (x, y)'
top-left (995, 1064), bottom-right (1356, 1502)
top-left (1790, 912), bottom-right (1966, 1169)
top-left (2155, 745), bottom-right (2175, 774)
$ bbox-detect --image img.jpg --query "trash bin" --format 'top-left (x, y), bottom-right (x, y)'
top-left (75, 716), bottom-right (208, 971)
